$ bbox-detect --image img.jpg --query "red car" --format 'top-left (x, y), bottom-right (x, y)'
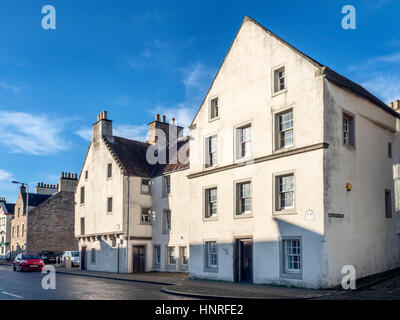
top-left (13, 253), bottom-right (45, 272)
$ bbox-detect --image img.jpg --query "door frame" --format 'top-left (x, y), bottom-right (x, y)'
top-left (132, 244), bottom-right (147, 273)
top-left (233, 236), bottom-right (253, 283)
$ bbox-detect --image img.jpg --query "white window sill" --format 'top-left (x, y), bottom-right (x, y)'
top-left (203, 216), bottom-right (218, 222)
top-left (209, 116), bottom-right (220, 123)
top-left (272, 88), bottom-right (288, 98)
top-left (273, 145), bottom-right (295, 154)
top-left (273, 210), bottom-right (297, 216)
top-left (234, 213), bottom-right (253, 219)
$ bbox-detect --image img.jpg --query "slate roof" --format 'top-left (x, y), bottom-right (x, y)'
top-left (5, 203), bottom-right (15, 215)
top-left (103, 135), bottom-right (190, 178)
top-left (26, 193), bottom-right (52, 207)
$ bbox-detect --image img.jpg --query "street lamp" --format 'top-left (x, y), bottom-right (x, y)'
top-left (12, 181), bottom-right (29, 253)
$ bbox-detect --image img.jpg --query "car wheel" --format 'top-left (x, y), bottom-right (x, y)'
top-left (19, 265), bottom-right (23, 272)
top-left (12, 264), bottom-right (16, 271)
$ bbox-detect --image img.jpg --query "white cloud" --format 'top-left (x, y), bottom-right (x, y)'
top-left (75, 124), bottom-right (148, 142)
top-left (0, 111), bottom-right (69, 155)
top-left (362, 75), bottom-right (400, 103)
top-left (0, 81), bottom-right (21, 93)
top-left (114, 124), bottom-right (148, 141)
top-left (0, 169), bottom-right (12, 182)
top-left (75, 128), bottom-right (92, 141)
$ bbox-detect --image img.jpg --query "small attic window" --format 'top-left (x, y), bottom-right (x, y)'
top-left (107, 163), bottom-right (112, 178)
top-left (273, 66), bottom-right (286, 93)
top-left (210, 97), bottom-right (219, 120)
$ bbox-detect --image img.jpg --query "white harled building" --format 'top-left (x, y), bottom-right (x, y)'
top-left (75, 16), bottom-right (400, 288)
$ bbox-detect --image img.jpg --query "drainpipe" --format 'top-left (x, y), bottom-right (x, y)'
top-left (126, 175), bottom-right (130, 273)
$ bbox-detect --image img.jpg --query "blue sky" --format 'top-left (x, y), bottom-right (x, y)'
top-left (0, 0), bottom-right (399, 202)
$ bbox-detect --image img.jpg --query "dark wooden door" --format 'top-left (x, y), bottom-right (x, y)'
top-left (236, 239), bottom-right (253, 283)
top-left (132, 246), bottom-right (145, 273)
top-left (81, 247), bottom-right (86, 270)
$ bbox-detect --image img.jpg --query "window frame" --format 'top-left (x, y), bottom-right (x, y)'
top-left (209, 96), bottom-right (220, 121)
top-left (140, 178), bottom-right (152, 195)
top-left (204, 134), bottom-right (218, 168)
top-left (273, 170), bottom-right (296, 215)
top-left (234, 179), bottom-right (253, 218)
top-left (107, 163), bottom-right (112, 179)
top-left (272, 64), bottom-right (288, 96)
top-left (388, 142), bottom-right (392, 159)
top-left (91, 248), bottom-right (96, 265)
top-left (153, 245), bottom-right (161, 268)
top-left (141, 207), bottom-right (152, 225)
top-left (203, 186), bottom-right (218, 221)
top-left (107, 197), bottom-right (113, 214)
top-left (342, 110), bottom-right (356, 149)
top-left (162, 175), bottom-right (171, 198)
top-left (280, 236), bottom-right (303, 279)
top-left (385, 189), bottom-right (393, 219)
top-left (179, 246), bottom-right (189, 270)
top-left (234, 121), bottom-right (253, 162)
top-left (162, 209), bottom-right (171, 234)
top-left (166, 246), bottom-right (176, 269)
top-left (204, 240), bottom-right (218, 272)
top-left (80, 186), bottom-right (85, 205)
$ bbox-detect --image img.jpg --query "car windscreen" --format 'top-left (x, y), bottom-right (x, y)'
top-left (22, 254), bottom-right (40, 260)
top-left (71, 252), bottom-right (80, 257)
top-left (42, 251), bottom-right (55, 255)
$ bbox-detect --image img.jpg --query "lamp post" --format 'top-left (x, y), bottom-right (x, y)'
top-left (12, 181), bottom-right (29, 253)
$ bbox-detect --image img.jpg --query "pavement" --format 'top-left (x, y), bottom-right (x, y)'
top-left (54, 265), bottom-right (400, 300)
top-left (55, 266), bottom-right (336, 299)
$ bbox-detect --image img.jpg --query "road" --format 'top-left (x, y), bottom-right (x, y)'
top-left (0, 265), bottom-right (191, 300)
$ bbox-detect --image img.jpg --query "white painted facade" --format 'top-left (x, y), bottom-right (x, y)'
top-left (74, 16), bottom-right (400, 288)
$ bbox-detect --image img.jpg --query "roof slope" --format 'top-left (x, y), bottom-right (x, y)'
top-left (5, 203), bottom-right (15, 214)
top-left (27, 193), bottom-right (52, 207)
top-left (103, 135), bottom-right (190, 178)
top-left (191, 16), bottom-right (399, 124)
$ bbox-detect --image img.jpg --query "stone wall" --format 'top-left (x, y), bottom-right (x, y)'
top-left (28, 191), bottom-right (78, 254)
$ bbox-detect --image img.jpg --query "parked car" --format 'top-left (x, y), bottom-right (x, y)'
top-left (38, 251), bottom-right (57, 264)
top-left (62, 251), bottom-right (80, 267)
top-left (13, 253), bottom-right (44, 272)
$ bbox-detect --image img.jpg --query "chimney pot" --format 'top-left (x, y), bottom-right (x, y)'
top-left (171, 118), bottom-right (175, 125)
top-left (390, 102), bottom-right (394, 109)
top-left (395, 100), bottom-right (400, 111)
top-left (103, 111), bottom-right (107, 119)
top-left (162, 115), bottom-right (166, 123)
top-left (156, 114), bottom-right (160, 121)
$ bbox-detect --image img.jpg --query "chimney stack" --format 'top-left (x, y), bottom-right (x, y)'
top-left (58, 171), bottom-right (78, 192)
top-left (93, 110), bottom-right (113, 144)
top-left (395, 100), bottom-right (400, 111)
top-left (147, 114), bottom-right (184, 145)
top-left (390, 102), bottom-right (394, 109)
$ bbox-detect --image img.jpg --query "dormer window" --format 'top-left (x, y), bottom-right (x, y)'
top-left (210, 97), bottom-right (219, 120)
top-left (141, 178), bottom-right (151, 194)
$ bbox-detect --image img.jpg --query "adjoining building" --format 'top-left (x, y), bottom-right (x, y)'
top-left (10, 173), bottom-right (78, 255)
top-left (75, 112), bottom-right (189, 272)
top-left (74, 16), bottom-right (400, 288)
top-left (0, 198), bottom-right (15, 258)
